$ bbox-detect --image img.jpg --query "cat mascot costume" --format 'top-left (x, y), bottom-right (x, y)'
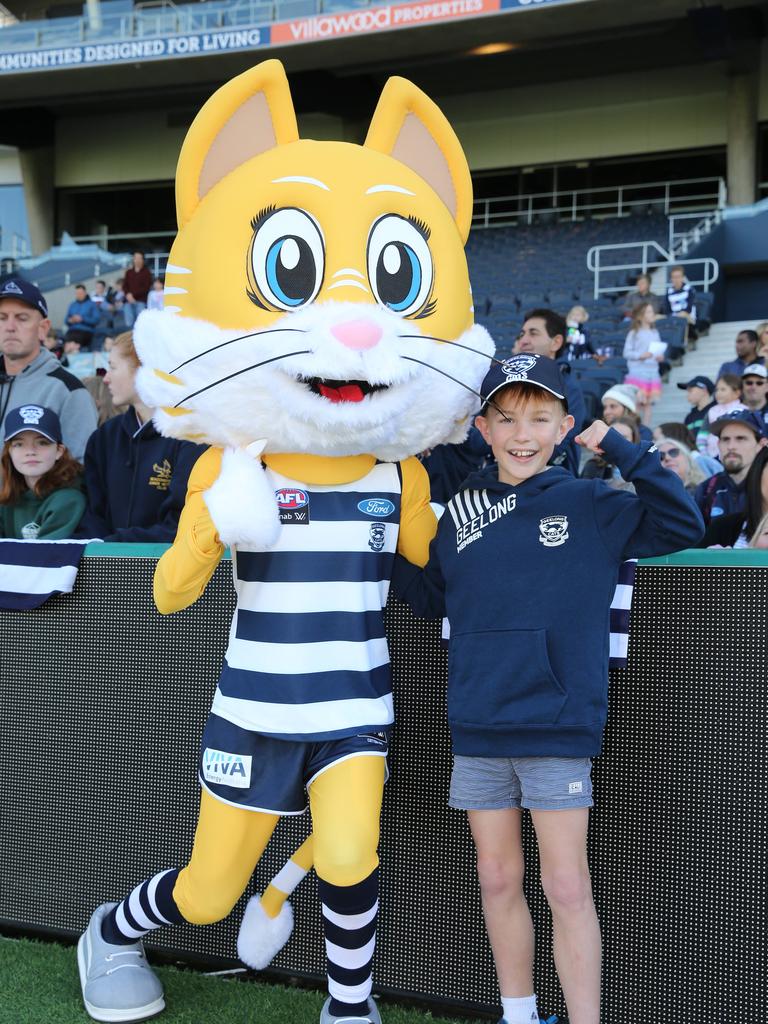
top-left (77, 58), bottom-right (493, 1024)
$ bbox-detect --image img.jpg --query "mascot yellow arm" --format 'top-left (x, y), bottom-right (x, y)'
top-left (154, 447), bottom-right (225, 614)
top-left (397, 457), bottom-right (437, 568)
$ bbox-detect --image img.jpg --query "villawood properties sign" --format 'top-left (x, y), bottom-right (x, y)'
top-left (0, 0), bottom-right (574, 73)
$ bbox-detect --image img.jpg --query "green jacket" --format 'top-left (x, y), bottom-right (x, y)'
top-left (0, 485), bottom-right (86, 540)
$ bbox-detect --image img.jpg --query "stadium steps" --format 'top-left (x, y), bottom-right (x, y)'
top-left (651, 320), bottom-right (753, 428)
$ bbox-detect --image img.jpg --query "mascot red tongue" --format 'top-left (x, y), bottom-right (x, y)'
top-left (92, 57), bottom-right (496, 1024)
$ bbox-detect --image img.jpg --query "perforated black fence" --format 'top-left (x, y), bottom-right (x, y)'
top-left (1, 555), bottom-right (766, 1023)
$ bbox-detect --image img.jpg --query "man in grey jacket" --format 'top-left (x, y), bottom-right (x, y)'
top-left (0, 278), bottom-right (98, 460)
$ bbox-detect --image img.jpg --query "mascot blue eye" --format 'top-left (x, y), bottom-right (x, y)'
top-left (375, 243), bottom-right (421, 312)
top-left (367, 215), bottom-right (433, 317)
top-left (250, 208), bottom-right (324, 311)
top-left (265, 237), bottom-right (315, 307)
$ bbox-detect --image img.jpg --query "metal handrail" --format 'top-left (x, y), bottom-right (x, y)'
top-left (668, 209), bottom-right (722, 255)
top-left (587, 239), bottom-right (719, 299)
top-left (472, 177), bottom-right (726, 229)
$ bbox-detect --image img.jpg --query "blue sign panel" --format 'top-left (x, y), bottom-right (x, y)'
top-left (0, 26), bottom-right (270, 73)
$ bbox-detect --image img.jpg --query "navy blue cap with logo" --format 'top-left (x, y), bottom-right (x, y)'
top-left (709, 408), bottom-right (766, 439)
top-left (676, 375), bottom-right (714, 394)
top-left (0, 277), bottom-right (48, 317)
top-left (480, 353), bottom-right (568, 411)
top-left (4, 405), bottom-right (62, 444)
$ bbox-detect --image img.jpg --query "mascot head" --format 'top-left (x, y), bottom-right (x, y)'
top-left (135, 59), bottom-right (493, 461)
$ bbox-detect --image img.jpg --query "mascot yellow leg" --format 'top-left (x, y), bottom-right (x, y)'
top-left (174, 790), bottom-right (279, 924)
top-left (238, 757), bottom-right (384, 974)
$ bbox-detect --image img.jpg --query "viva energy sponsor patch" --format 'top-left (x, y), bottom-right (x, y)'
top-left (202, 747), bottom-right (252, 788)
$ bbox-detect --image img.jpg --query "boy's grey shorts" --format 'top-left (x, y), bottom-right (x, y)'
top-left (449, 754), bottom-right (593, 811)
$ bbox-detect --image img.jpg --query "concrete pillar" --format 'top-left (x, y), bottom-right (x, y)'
top-left (726, 72), bottom-right (758, 206)
top-left (18, 145), bottom-right (55, 255)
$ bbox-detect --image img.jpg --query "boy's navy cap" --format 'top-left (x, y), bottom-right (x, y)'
top-left (677, 375), bottom-right (714, 394)
top-left (0, 277), bottom-right (48, 317)
top-left (480, 354), bottom-right (567, 408)
top-left (710, 408), bottom-right (766, 439)
top-left (4, 405), bottom-right (62, 444)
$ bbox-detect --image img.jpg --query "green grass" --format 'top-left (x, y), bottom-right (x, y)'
top-left (0, 935), bottom-right (476, 1024)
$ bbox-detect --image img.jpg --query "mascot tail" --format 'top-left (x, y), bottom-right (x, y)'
top-left (237, 835), bottom-right (314, 969)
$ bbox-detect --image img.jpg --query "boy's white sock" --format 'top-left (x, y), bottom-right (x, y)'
top-left (501, 994), bottom-right (539, 1024)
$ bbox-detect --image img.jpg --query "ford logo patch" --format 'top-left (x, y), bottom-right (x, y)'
top-left (358, 498), bottom-right (395, 517)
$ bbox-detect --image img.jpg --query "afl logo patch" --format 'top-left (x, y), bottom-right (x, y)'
top-left (276, 488), bottom-right (308, 509)
top-left (358, 498), bottom-right (395, 517)
top-left (539, 515), bottom-right (569, 547)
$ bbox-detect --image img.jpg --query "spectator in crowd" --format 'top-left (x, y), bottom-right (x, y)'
top-left (90, 279), bottom-right (114, 351)
top-left (620, 273), bottom-right (663, 318)
top-left (740, 363), bottom-right (768, 430)
top-left (600, 383), bottom-right (653, 444)
top-left (563, 305), bottom-right (595, 361)
top-left (147, 277), bottom-right (165, 312)
top-left (82, 374), bottom-right (125, 427)
top-left (749, 511), bottom-right (768, 549)
top-left (0, 405), bottom-right (85, 539)
top-left (43, 327), bottom-right (64, 361)
top-left (122, 252), bottom-right (154, 328)
top-left (676, 375), bottom-right (715, 435)
top-left (0, 278), bottom-right (97, 461)
top-left (514, 308), bottom-right (586, 474)
top-left (78, 331), bottom-right (205, 542)
top-left (580, 416), bottom-right (638, 491)
top-left (664, 266), bottom-right (696, 334)
top-left (717, 329), bottom-right (763, 379)
top-left (698, 374), bottom-right (745, 458)
top-left (63, 284), bottom-right (100, 350)
top-left (756, 321), bottom-right (768, 361)
top-left (694, 410), bottom-right (767, 523)
top-left (701, 446), bottom-right (768, 548)
top-left (653, 420), bottom-right (719, 478)
top-left (657, 438), bottom-right (708, 497)
top-left (623, 302), bottom-right (664, 425)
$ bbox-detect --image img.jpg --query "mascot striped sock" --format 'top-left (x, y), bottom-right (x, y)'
top-left (101, 869), bottom-right (185, 945)
top-left (318, 869), bottom-right (378, 1017)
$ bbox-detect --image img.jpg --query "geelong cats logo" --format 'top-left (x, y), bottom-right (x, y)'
top-left (539, 515), bottom-right (569, 547)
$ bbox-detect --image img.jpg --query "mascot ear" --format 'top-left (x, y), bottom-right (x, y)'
top-left (176, 58), bottom-right (299, 228)
top-left (364, 77), bottom-right (473, 244)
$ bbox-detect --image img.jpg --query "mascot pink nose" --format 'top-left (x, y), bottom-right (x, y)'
top-left (331, 320), bottom-right (382, 350)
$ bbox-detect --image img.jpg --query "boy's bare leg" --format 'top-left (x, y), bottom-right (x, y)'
top-left (531, 808), bottom-right (601, 1024)
top-left (468, 808), bottom-right (534, 996)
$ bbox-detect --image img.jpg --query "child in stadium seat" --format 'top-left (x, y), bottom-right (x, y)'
top-left (622, 301), bottom-right (665, 426)
top-left (77, 331), bottom-right (205, 543)
top-left (0, 405), bottom-right (85, 539)
top-left (392, 354), bottom-right (704, 1024)
top-left (697, 373), bottom-right (746, 459)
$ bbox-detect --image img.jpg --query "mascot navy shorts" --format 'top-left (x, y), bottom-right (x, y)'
top-left (198, 712), bottom-right (389, 814)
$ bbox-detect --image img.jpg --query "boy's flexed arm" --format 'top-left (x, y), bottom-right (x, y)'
top-left (154, 447), bottom-right (226, 614)
top-left (577, 422), bottom-right (705, 561)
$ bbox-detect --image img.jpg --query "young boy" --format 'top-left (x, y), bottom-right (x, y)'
top-left (393, 354), bottom-right (704, 1024)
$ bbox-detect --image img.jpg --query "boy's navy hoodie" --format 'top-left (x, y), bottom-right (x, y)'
top-left (393, 429), bottom-right (704, 759)
top-left (78, 409), bottom-right (206, 542)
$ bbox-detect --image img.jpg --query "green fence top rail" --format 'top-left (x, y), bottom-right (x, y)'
top-left (84, 544), bottom-right (768, 567)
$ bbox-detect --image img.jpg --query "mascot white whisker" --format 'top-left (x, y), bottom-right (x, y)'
top-left (77, 58), bottom-right (493, 1024)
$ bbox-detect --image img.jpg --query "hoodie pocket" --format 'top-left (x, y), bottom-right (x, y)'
top-left (448, 628), bottom-right (567, 727)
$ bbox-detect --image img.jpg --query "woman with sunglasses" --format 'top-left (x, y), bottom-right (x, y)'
top-left (657, 438), bottom-right (708, 496)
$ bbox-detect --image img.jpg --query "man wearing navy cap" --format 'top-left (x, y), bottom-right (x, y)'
top-left (694, 409), bottom-right (768, 523)
top-left (676, 375), bottom-right (715, 435)
top-left (0, 278), bottom-right (97, 461)
top-left (740, 364), bottom-right (768, 431)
